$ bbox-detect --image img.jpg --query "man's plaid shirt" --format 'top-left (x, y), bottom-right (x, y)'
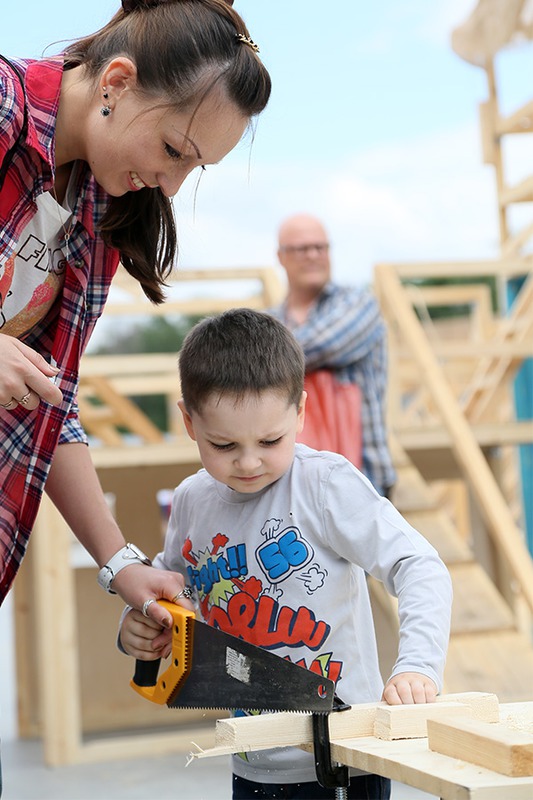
top-left (0, 56), bottom-right (120, 602)
top-left (271, 283), bottom-right (396, 495)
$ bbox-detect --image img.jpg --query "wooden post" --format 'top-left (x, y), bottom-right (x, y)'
top-left (32, 496), bottom-right (83, 765)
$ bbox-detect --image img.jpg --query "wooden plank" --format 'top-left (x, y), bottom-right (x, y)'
top-left (501, 221), bottom-right (533, 259)
top-left (82, 376), bottom-right (164, 444)
top-left (377, 259), bottom-right (531, 280)
top-left (500, 176), bottom-right (533, 206)
top-left (427, 716), bottom-right (533, 777)
top-left (443, 692), bottom-right (500, 721)
top-left (328, 734), bottom-right (533, 800)
top-left (374, 703), bottom-right (473, 740)
top-left (101, 265), bottom-right (284, 315)
top-left (496, 100), bottom-right (533, 136)
top-left (89, 441), bottom-right (200, 469)
top-left (199, 694), bottom-right (500, 756)
top-left (480, 100), bottom-right (497, 164)
top-left (13, 546), bottom-right (41, 738)
top-left (32, 497), bottom-right (83, 765)
top-left (213, 703), bottom-right (377, 753)
top-left (397, 421), bottom-right (533, 450)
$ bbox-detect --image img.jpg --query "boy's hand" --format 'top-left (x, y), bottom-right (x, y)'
top-left (120, 608), bottom-right (172, 660)
top-left (382, 672), bottom-right (437, 704)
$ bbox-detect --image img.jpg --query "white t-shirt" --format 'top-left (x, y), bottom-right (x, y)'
top-left (153, 444), bottom-right (453, 784)
top-left (0, 181), bottom-right (74, 338)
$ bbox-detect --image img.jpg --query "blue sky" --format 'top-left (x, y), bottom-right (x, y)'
top-left (4, 1), bottom-right (533, 291)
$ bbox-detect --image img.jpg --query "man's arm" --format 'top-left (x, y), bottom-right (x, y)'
top-left (290, 288), bottom-right (384, 371)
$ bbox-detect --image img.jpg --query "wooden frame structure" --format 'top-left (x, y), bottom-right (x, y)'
top-left (13, 267), bottom-right (285, 766)
top-left (14, 258), bottom-right (533, 767)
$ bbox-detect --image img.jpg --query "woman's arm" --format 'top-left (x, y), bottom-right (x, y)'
top-left (45, 441), bottom-right (187, 628)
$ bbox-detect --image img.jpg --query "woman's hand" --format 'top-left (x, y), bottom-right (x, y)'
top-left (382, 672), bottom-right (438, 705)
top-left (0, 334), bottom-right (63, 410)
top-left (120, 608), bottom-right (172, 660)
top-left (112, 563), bottom-right (195, 629)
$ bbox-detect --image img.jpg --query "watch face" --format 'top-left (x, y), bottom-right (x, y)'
top-left (127, 544), bottom-right (151, 564)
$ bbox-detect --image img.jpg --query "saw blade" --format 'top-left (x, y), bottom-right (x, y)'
top-left (131, 601), bottom-right (335, 714)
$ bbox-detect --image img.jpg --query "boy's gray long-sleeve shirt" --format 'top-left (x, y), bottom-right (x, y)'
top-left (149, 444), bottom-right (452, 784)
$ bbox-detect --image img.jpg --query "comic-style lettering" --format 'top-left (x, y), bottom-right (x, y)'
top-left (208, 592), bottom-right (329, 651)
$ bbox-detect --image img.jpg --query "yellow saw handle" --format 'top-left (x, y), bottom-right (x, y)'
top-left (130, 600), bottom-right (195, 705)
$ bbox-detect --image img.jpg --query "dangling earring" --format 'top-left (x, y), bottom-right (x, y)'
top-left (100, 86), bottom-right (111, 117)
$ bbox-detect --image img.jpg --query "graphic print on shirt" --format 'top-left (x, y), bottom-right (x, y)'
top-left (0, 235), bottom-right (66, 336)
top-left (183, 517), bottom-right (343, 686)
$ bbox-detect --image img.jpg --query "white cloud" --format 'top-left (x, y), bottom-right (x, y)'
top-left (414, 0), bottom-right (480, 50)
top-left (170, 120), bottom-right (504, 290)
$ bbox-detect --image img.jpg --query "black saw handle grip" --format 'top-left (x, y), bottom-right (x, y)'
top-left (132, 658), bottom-right (162, 687)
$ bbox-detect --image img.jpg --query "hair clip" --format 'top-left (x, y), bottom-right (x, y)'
top-left (235, 33), bottom-right (260, 53)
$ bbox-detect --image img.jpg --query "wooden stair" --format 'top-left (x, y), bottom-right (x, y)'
top-left (372, 436), bottom-right (533, 703)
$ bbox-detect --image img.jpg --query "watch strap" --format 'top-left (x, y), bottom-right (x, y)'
top-left (97, 543), bottom-right (152, 594)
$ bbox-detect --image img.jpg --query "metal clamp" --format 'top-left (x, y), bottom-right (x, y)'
top-left (313, 694), bottom-right (351, 793)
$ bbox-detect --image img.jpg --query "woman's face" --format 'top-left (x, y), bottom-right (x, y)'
top-left (83, 68), bottom-right (248, 197)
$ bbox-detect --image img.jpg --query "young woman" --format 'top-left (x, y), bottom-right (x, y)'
top-left (0, 0), bottom-right (271, 628)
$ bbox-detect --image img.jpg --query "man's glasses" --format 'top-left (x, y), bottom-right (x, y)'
top-left (280, 243), bottom-right (330, 258)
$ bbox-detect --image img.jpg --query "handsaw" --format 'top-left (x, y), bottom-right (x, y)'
top-left (131, 600), bottom-right (335, 714)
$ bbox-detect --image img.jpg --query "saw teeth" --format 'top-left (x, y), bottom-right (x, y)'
top-left (168, 705), bottom-right (328, 713)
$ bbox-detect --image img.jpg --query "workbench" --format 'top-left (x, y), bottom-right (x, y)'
top-left (326, 703), bottom-right (533, 800)
top-left (194, 698), bottom-right (533, 800)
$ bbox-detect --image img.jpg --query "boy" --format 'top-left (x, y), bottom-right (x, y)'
top-left (120, 308), bottom-right (452, 800)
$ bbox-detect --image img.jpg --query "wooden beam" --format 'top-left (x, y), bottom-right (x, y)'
top-left (374, 692), bottom-right (499, 740)
top-left (427, 717), bottom-right (533, 777)
top-left (376, 260), bottom-right (532, 280)
top-left (375, 263), bottom-right (533, 614)
top-left (89, 441), bottom-right (200, 469)
top-left (496, 100), bottom-right (533, 136)
top-left (193, 694), bottom-right (499, 759)
top-left (374, 703), bottom-right (474, 740)
top-left (500, 176), bottom-right (533, 206)
top-left (397, 420), bottom-right (533, 450)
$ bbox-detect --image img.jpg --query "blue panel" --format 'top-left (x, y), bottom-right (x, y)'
top-left (507, 277), bottom-right (533, 554)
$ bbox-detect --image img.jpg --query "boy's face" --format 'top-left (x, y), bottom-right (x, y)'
top-left (179, 390), bottom-right (306, 494)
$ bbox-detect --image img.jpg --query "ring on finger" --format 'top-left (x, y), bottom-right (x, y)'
top-left (172, 585), bottom-right (193, 603)
top-left (142, 598), bottom-right (156, 617)
top-left (0, 398), bottom-right (17, 410)
top-left (18, 391), bottom-right (32, 406)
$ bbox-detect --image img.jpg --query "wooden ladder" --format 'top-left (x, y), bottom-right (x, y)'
top-left (372, 434), bottom-right (533, 702)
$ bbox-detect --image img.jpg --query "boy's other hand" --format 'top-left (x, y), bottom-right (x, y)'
top-left (120, 608), bottom-right (172, 660)
top-left (382, 672), bottom-right (437, 705)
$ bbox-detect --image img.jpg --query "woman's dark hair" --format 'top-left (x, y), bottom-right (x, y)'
top-left (179, 308), bottom-right (305, 414)
top-left (64, 0), bottom-right (271, 303)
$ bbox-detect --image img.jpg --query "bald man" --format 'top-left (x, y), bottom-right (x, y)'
top-left (270, 213), bottom-right (396, 498)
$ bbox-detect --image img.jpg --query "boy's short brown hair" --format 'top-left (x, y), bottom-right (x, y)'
top-left (179, 308), bottom-right (305, 413)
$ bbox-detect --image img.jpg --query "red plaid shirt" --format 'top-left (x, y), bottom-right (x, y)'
top-left (0, 56), bottom-right (120, 601)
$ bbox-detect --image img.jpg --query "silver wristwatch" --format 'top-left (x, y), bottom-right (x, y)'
top-left (97, 543), bottom-right (152, 594)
